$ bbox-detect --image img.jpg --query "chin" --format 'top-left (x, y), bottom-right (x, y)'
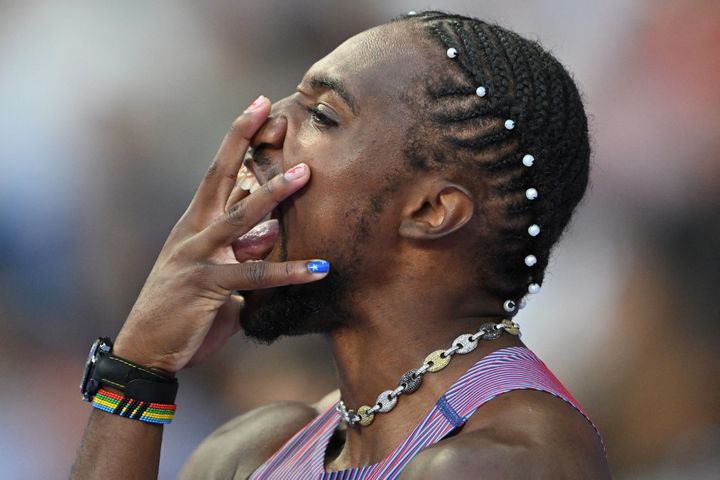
top-left (239, 272), bottom-right (350, 344)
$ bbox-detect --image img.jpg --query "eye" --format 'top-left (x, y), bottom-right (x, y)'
top-left (306, 105), bottom-right (338, 128)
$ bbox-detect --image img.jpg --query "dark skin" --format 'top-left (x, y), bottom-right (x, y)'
top-left (72, 23), bottom-right (610, 479)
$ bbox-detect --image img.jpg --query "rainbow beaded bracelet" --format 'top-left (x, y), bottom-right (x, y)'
top-left (91, 388), bottom-right (176, 424)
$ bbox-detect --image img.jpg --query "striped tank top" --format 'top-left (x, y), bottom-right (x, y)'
top-left (250, 347), bottom-right (600, 480)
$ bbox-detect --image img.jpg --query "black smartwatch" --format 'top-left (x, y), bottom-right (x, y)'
top-left (80, 337), bottom-right (178, 404)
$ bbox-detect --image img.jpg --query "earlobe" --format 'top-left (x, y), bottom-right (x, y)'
top-left (399, 184), bottom-right (475, 240)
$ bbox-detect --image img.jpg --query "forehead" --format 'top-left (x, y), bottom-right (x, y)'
top-left (302, 23), bottom-right (435, 111)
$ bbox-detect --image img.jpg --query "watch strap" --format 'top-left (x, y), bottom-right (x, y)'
top-left (92, 387), bottom-right (176, 424)
top-left (94, 354), bottom-right (178, 404)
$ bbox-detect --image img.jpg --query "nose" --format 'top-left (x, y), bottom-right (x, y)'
top-left (251, 97), bottom-right (292, 151)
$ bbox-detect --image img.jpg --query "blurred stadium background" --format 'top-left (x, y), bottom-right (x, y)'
top-left (1, 0), bottom-right (718, 478)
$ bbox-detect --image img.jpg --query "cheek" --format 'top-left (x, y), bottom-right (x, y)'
top-left (281, 117), bottom-right (397, 256)
top-left (283, 157), bottom-right (376, 258)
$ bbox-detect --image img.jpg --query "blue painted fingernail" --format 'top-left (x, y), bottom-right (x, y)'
top-left (307, 260), bottom-right (330, 274)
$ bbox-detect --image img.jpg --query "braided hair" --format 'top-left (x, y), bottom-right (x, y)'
top-left (394, 11), bottom-right (590, 306)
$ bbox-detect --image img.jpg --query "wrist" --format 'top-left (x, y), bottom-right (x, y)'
top-left (81, 337), bottom-right (178, 405)
top-left (113, 337), bottom-right (177, 378)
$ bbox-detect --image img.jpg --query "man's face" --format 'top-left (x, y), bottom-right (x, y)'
top-left (239, 23), bottom-right (433, 342)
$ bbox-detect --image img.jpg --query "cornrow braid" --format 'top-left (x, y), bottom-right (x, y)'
top-left (393, 11), bottom-right (590, 307)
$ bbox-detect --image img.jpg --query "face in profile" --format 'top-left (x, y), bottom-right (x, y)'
top-left (239, 23), bottom-right (434, 342)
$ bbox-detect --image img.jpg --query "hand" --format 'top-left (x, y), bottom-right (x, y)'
top-left (113, 96), bottom-right (327, 374)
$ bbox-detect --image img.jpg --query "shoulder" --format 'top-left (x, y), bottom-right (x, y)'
top-left (401, 389), bottom-right (610, 479)
top-left (179, 392), bottom-right (338, 480)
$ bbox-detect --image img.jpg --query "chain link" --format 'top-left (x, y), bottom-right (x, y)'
top-left (443, 344), bottom-right (461, 357)
top-left (416, 362), bottom-right (432, 376)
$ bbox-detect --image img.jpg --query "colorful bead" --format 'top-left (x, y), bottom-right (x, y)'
top-left (91, 388), bottom-right (176, 424)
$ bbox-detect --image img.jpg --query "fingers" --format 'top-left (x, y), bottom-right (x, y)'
top-left (189, 96), bottom-right (271, 220)
top-left (212, 259), bottom-right (330, 291)
top-left (194, 163), bottom-right (310, 250)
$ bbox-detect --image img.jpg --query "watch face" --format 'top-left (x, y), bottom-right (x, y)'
top-left (80, 338), bottom-right (106, 401)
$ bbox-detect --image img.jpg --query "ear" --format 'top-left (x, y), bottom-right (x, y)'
top-left (399, 182), bottom-right (475, 240)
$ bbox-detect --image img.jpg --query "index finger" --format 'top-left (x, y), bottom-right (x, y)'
top-left (188, 96), bottom-right (271, 222)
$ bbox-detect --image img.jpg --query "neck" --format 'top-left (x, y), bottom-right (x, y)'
top-left (324, 280), bottom-right (523, 469)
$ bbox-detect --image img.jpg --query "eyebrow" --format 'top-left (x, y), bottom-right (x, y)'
top-left (307, 75), bottom-right (358, 115)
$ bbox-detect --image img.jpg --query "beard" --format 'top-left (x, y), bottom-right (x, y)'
top-left (238, 203), bottom-right (365, 343)
top-left (239, 256), bottom-right (356, 344)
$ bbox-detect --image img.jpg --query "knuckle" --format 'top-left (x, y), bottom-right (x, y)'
top-left (225, 202), bottom-right (247, 226)
top-left (243, 261), bottom-right (268, 285)
top-left (261, 181), bottom-right (275, 196)
top-left (205, 162), bottom-right (218, 179)
top-left (284, 262), bottom-right (302, 278)
top-left (187, 262), bottom-right (207, 282)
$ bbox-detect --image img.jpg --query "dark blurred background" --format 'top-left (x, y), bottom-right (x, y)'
top-left (1, 0), bottom-right (718, 478)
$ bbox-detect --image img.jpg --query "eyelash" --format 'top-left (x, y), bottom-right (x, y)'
top-left (306, 106), bottom-right (338, 128)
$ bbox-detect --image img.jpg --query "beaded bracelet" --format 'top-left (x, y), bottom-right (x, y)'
top-left (91, 388), bottom-right (176, 424)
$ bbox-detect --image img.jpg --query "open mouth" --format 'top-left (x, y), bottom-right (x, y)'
top-left (232, 165), bottom-right (284, 263)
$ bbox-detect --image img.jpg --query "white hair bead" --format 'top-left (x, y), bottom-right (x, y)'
top-left (524, 255), bottom-right (537, 267)
top-left (504, 119), bottom-right (515, 130)
top-left (503, 300), bottom-right (517, 312)
top-left (528, 224), bottom-right (540, 237)
top-left (446, 48), bottom-right (458, 58)
top-left (528, 283), bottom-right (541, 294)
top-left (525, 188), bottom-right (538, 200)
top-left (475, 86), bottom-right (487, 97)
top-left (519, 298), bottom-right (527, 309)
top-left (522, 154), bottom-right (535, 167)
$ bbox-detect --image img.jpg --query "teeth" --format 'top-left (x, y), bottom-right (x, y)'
top-left (240, 172), bottom-right (258, 191)
top-left (237, 165), bottom-right (249, 182)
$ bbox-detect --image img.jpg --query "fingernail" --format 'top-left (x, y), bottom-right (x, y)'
top-left (244, 95), bottom-right (266, 113)
top-left (285, 163), bottom-right (307, 181)
top-left (307, 260), bottom-right (330, 274)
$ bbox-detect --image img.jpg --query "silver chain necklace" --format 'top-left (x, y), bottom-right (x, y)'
top-left (336, 319), bottom-right (521, 427)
